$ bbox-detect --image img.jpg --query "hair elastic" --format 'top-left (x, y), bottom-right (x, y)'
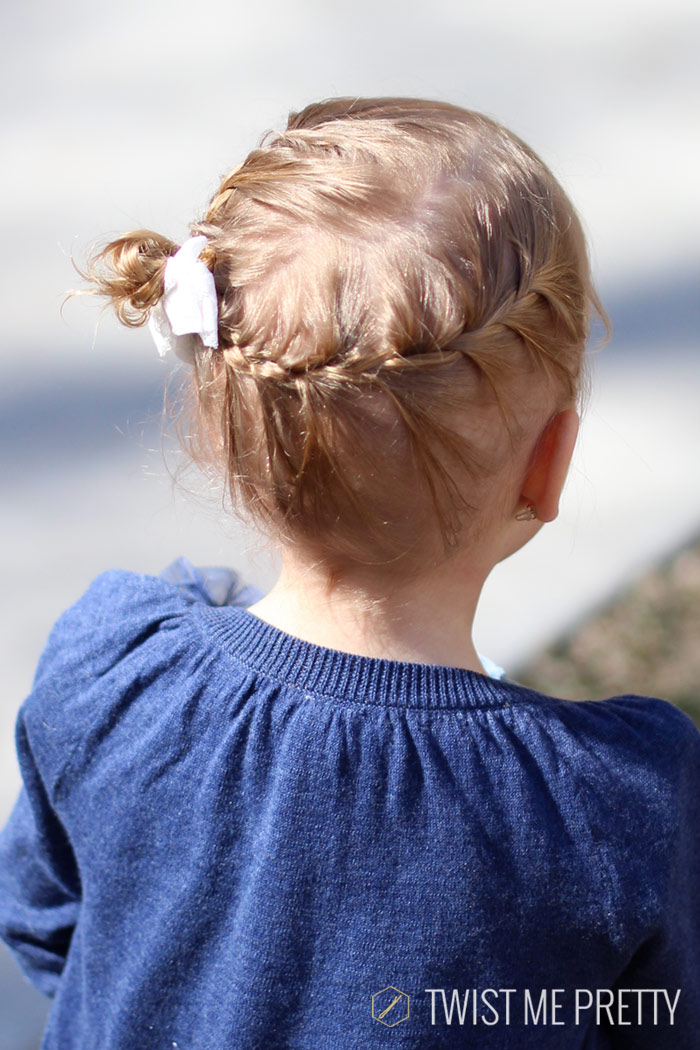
top-left (147, 235), bottom-right (219, 365)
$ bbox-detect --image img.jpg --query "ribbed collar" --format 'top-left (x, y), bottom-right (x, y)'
top-left (195, 603), bottom-right (537, 710)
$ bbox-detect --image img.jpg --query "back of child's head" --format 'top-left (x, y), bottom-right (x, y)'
top-left (83, 96), bottom-right (606, 588)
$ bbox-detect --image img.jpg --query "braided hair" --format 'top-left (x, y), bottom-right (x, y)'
top-left (78, 97), bottom-right (608, 584)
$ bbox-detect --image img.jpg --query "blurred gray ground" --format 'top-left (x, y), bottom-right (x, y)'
top-left (0, 951), bottom-right (46, 1050)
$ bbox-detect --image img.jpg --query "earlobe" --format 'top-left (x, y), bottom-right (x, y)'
top-left (518, 408), bottom-right (580, 523)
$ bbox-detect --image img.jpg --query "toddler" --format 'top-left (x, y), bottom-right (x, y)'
top-left (0, 96), bottom-right (698, 1049)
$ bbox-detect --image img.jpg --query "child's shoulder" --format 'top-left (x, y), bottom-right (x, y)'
top-left (34, 556), bottom-right (261, 671)
top-left (18, 558), bottom-right (261, 798)
top-left (531, 689), bottom-right (700, 792)
top-left (32, 561), bottom-right (197, 674)
top-left (556, 690), bottom-right (699, 745)
top-left (28, 556), bottom-right (263, 694)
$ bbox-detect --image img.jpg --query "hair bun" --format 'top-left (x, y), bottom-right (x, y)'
top-left (78, 229), bottom-right (179, 327)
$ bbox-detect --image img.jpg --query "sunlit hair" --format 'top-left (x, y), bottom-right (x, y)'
top-left (79, 96), bottom-right (609, 588)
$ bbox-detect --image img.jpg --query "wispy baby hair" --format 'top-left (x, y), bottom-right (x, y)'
top-left (82, 96), bottom-right (608, 585)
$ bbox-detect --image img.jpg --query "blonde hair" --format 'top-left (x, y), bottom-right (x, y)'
top-left (80, 96), bottom-right (608, 587)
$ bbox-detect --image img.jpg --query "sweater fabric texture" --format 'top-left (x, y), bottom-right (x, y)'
top-left (0, 556), bottom-right (698, 1049)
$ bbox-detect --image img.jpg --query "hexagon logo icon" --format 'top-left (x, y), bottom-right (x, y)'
top-left (372, 985), bottom-right (410, 1027)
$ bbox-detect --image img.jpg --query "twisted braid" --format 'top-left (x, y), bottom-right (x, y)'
top-left (75, 95), bottom-right (607, 584)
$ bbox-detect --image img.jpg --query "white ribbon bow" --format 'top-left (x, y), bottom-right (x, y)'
top-left (147, 235), bottom-right (219, 365)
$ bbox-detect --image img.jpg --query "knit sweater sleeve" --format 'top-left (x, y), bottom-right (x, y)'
top-left (607, 701), bottom-right (700, 1046)
top-left (0, 560), bottom-right (257, 998)
top-left (0, 570), bottom-right (155, 996)
top-left (0, 715), bottom-right (81, 998)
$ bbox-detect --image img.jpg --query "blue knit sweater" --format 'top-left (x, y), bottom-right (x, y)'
top-left (0, 557), bottom-right (698, 1049)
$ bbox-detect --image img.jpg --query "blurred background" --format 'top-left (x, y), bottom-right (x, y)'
top-left (1, 0), bottom-right (699, 1043)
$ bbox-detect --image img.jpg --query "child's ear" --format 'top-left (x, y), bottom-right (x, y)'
top-left (519, 408), bottom-right (580, 523)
